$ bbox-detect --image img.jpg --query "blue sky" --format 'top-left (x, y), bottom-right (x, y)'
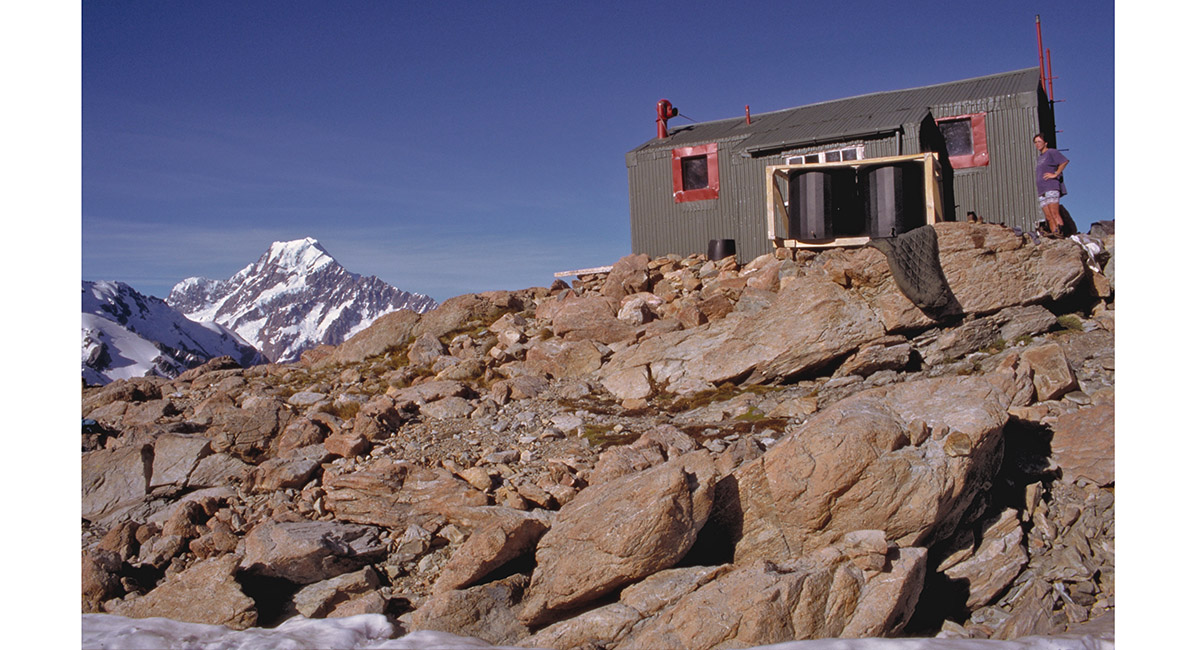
top-left (77, 1), bottom-right (1117, 303)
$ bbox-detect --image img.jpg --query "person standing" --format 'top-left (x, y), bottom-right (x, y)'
top-left (1034, 133), bottom-right (1069, 237)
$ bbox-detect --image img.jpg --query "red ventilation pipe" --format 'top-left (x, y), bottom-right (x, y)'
top-left (656, 99), bottom-right (678, 139)
top-left (1036, 15), bottom-right (1047, 92)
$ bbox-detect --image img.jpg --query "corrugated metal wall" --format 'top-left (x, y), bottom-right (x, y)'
top-left (627, 136), bottom-right (755, 261)
top-left (931, 90), bottom-right (1043, 233)
top-left (628, 86), bottom-right (1051, 262)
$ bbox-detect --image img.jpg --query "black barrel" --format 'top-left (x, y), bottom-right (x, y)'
top-left (707, 238), bottom-right (736, 261)
top-left (863, 164), bottom-right (923, 238)
top-left (788, 170), bottom-right (835, 241)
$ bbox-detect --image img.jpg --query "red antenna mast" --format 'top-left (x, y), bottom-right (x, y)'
top-left (1035, 15), bottom-right (1056, 102)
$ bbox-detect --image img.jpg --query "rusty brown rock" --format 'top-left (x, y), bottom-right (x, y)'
top-left (82, 549), bottom-right (123, 612)
top-left (251, 444), bottom-right (331, 491)
top-left (618, 539), bottom-right (926, 649)
top-left (433, 510), bottom-right (551, 594)
top-left (290, 567), bottom-right (382, 618)
top-left (317, 309), bottom-right (422, 368)
top-left (1021, 342), bottom-right (1079, 402)
top-left (525, 338), bottom-right (608, 379)
top-left (714, 375), bottom-right (1011, 563)
top-left (206, 401), bottom-right (290, 463)
top-left (413, 574), bottom-right (531, 647)
top-left (239, 519), bottom-right (387, 585)
top-left (600, 271), bottom-right (886, 394)
top-left (551, 294), bottom-right (636, 344)
top-left (1051, 405), bottom-right (1115, 486)
top-left (600, 253), bottom-right (653, 302)
top-left (351, 395), bottom-right (404, 441)
top-left (276, 417), bottom-right (332, 454)
top-left (519, 452), bottom-right (719, 625)
top-left (942, 508), bottom-right (1028, 609)
top-left (323, 460), bottom-right (489, 531)
top-left (108, 555), bottom-right (257, 630)
top-left (82, 443), bottom-right (152, 526)
top-left (149, 433), bottom-right (212, 490)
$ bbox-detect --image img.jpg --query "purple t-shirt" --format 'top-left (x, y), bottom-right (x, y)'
top-left (1035, 148), bottom-right (1069, 195)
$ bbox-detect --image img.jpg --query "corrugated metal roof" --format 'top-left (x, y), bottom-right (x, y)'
top-left (631, 67), bottom-right (1041, 156)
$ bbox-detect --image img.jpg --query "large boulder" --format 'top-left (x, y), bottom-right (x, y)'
top-left (82, 443), bottom-right (152, 526)
top-left (600, 253), bottom-right (653, 302)
top-left (108, 555), bottom-right (257, 630)
top-left (239, 520), bottom-right (387, 584)
top-left (412, 574), bottom-right (530, 647)
top-left (205, 401), bottom-right (290, 463)
top-left (149, 433), bottom-right (212, 490)
top-left (317, 308), bottom-right (422, 367)
top-left (1050, 405), bottom-right (1115, 486)
top-left (550, 294), bottom-right (637, 344)
top-left (415, 291), bottom-right (522, 340)
top-left (433, 510), bottom-right (551, 594)
top-left (289, 567), bottom-right (384, 618)
top-left (322, 459), bottom-right (489, 531)
top-left (862, 223), bottom-right (1089, 331)
top-left (940, 508), bottom-right (1028, 609)
top-left (519, 452), bottom-right (719, 625)
top-left (599, 270), bottom-right (886, 395)
top-left (520, 565), bottom-right (730, 650)
top-left (617, 536), bottom-right (926, 649)
top-left (525, 338), bottom-right (609, 379)
top-left (712, 375), bottom-right (1012, 563)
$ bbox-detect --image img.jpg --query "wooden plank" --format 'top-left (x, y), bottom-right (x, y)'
top-left (554, 265), bottom-right (613, 278)
top-left (766, 153), bottom-right (944, 255)
top-left (779, 236), bottom-right (871, 249)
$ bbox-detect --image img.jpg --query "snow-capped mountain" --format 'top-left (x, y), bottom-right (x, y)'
top-left (82, 281), bottom-right (266, 385)
top-left (166, 238), bottom-right (437, 363)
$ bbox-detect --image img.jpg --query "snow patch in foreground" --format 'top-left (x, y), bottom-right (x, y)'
top-left (81, 614), bottom-right (1114, 650)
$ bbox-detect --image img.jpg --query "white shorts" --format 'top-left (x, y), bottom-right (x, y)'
top-left (1038, 190), bottom-right (1061, 208)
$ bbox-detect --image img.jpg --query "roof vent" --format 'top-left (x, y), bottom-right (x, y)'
top-left (656, 99), bottom-right (678, 139)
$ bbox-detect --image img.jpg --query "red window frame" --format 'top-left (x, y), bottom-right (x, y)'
top-left (937, 113), bottom-right (989, 169)
top-left (672, 143), bottom-right (720, 202)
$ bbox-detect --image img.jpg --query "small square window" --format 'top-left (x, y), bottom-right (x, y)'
top-left (936, 113), bottom-right (989, 169)
top-left (940, 119), bottom-right (974, 157)
top-left (672, 143), bottom-right (719, 202)
top-left (803, 154), bottom-right (821, 164)
top-left (826, 151), bottom-right (842, 162)
top-left (681, 155), bottom-right (709, 191)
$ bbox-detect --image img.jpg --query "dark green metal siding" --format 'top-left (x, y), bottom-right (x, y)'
top-left (627, 68), bottom-right (1054, 262)
top-left (627, 136), bottom-right (754, 261)
top-left (930, 85), bottom-right (1044, 232)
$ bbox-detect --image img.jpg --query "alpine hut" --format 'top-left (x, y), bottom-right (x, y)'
top-left (625, 67), bottom-right (1057, 263)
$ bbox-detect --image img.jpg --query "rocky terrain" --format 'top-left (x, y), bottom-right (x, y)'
top-left (81, 221), bottom-right (1115, 648)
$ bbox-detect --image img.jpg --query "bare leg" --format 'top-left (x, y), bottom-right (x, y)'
top-left (1041, 203), bottom-right (1063, 235)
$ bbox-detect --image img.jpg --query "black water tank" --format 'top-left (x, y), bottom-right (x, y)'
top-left (863, 165), bottom-right (922, 238)
top-left (707, 238), bottom-right (736, 261)
top-left (788, 170), bottom-right (835, 241)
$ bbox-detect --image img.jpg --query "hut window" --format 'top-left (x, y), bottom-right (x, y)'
top-left (936, 113), bottom-right (989, 169)
top-left (672, 143), bottom-right (720, 202)
top-left (681, 155), bottom-right (709, 191)
top-left (786, 146), bottom-right (863, 165)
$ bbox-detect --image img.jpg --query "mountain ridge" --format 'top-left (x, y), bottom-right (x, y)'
top-left (81, 280), bottom-right (265, 385)
top-left (166, 237), bottom-right (438, 363)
